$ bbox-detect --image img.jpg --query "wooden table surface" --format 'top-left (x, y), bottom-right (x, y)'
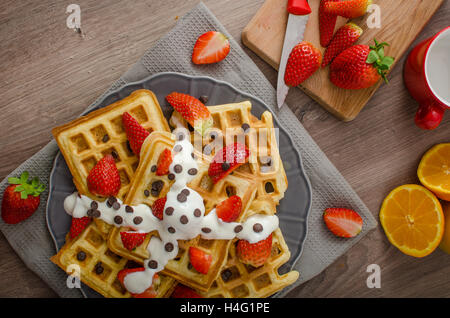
top-left (0, 0), bottom-right (449, 298)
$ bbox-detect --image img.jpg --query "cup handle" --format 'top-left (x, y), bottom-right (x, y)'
top-left (415, 102), bottom-right (445, 130)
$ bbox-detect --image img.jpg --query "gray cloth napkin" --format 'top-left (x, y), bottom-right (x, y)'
top-left (0, 2), bottom-right (377, 298)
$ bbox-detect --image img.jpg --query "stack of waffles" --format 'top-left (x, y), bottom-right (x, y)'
top-left (50, 89), bottom-right (299, 298)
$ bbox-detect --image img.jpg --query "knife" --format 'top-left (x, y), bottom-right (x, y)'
top-left (277, 0), bottom-right (312, 109)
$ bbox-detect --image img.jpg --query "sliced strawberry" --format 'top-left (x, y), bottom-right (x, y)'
top-left (69, 216), bottom-right (91, 239)
top-left (120, 231), bottom-right (148, 251)
top-left (117, 268), bottom-right (159, 298)
top-left (166, 92), bottom-right (213, 136)
top-left (192, 31), bottom-right (230, 65)
top-left (208, 143), bottom-right (250, 184)
top-left (156, 149), bottom-right (173, 176)
top-left (152, 197), bottom-right (167, 220)
top-left (236, 234), bottom-right (272, 267)
top-left (323, 208), bottom-right (363, 238)
top-left (171, 284), bottom-right (203, 298)
top-left (189, 247), bottom-right (212, 275)
top-left (122, 112), bottom-right (150, 157)
top-left (322, 23), bottom-right (363, 67)
top-left (216, 195), bottom-right (242, 222)
top-left (86, 155), bottom-right (121, 197)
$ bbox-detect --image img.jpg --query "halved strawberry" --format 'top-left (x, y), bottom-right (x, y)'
top-left (120, 231), bottom-right (148, 251)
top-left (166, 92), bottom-right (213, 136)
top-left (208, 143), bottom-right (250, 184)
top-left (216, 195), bottom-right (242, 222)
top-left (122, 112), bottom-right (151, 157)
top-left (156, 149), bottom-right (173, 176)
top-left (152, 196), bottom-right (167, 220)
top-left (69, 216), bottom-right (91, 239)
top-left (86, 154), bottom-right (121, 197)
top-left (117, 268), bottom-right (159, 298)
top-left (323, 208), bottom-right (363, 238)
top-left (284, 42), bottom-right (322, 87)
top-left (236, 234), bottom-right (272, 267)
top-left (171, 284), bottom-right (203, 298)
top-left (189, 247), bottom-right (212, 275)
top-left (192, 31), bottom-right (230, 65)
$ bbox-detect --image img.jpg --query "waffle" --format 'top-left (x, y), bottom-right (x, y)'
top-left (107, 131), bottom-right (259, 292)
top-left (52, 89), bottom-right (170, 236)
top-left (170, 101), bottom-right (288, 204)
top-left (197, 197), bottom-right (299, 298)
top-left (51, 222), bottom-right (176, 298)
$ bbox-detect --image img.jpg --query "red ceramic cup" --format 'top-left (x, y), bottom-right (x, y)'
top-left (404, 26), bottom-right (450, 130)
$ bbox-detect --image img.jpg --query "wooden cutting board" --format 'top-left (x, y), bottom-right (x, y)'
top-left (242, 0), bottom-right (444, 121)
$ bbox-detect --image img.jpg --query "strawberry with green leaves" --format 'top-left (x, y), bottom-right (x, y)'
top-left (192, 31), bottom-right (230, 65)
top-left (208, 143), bottom-right (250, 184)
top-left (284, 41), bottom-right (322, 87)
top-left (323, 208), bottom-right (363, 238)
top-left (189, 247), bottom-right (213, 274)
top-left (322, 23), bottom-right (363, 67)
top-left (324, 0), bottom-right (372, 19)
top-left (319, 0), bottom-right (339, 47)
top-left (120, 231), bottom-right (148, 251)
top-left (330, 39), bottom-right (394, 89)
top-left (236, 234), bottom-right (272, 267)
top-left (216, 195), bottom-right (242, 222)
top-left (69, 216), bottom-right (91, 238)
top-left (117, 268), bottom-right (159, 298)
top-left (87, 154), bottom-right (121, 197)
top-left (122, 112), bottom-right (150, 157)
top-left (1, 171), bottom-right (46, 224)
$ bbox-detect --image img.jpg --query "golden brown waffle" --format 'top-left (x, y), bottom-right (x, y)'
top-left (52, 89), bottom-right (170, 236)
top-left (51, 222), bottom-right (176, 298)
top-left (107, 131), bottom-right (259, 292)
top-left (171, 101), bottom-right (288, 204)
top-left (197, 197), bottom-right (299, 298)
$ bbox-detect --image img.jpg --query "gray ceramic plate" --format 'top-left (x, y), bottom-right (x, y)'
top-left (46, 72), bottom-right (312, 298)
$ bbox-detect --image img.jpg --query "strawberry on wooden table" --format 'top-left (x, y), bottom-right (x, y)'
top-left (166, 92), bottom-right (213, 136)
top-left (171, 284), bottom-right (203, 298)
top-left (284, 41), bottom-right (322, 87)
top-left (1, 171), bottom-right (46, 224)
top-left (120, 231), bottom-right (148, 251)
top-left (323, 208), bottom-right (363, 238)
top-left (151, 196), bottom-right (167, 220)
top-left (208, 143), bottom-right (250, 184)
top-left (236, 233), bottom-right (272, 267)
top-left (324, 0), bottom-right (372, 19)
top-left (319, 0), bottom-right (340, 47)
top-left (189, 247), bottom-right (213, 275)
top-left (117, 268), bottom-right (159, 298)
top-left (192, 31), bottom-right (230, 65)
top-left (122, 112), bottom-right (150, 157)
top-left (69, 216), bottom-right (91, 238)
top-left (216, 195), bottom-right (242, 222)
top-left (156, 149), bottom-right (173, 176)
top-left (86, 154), bottom-right (121, 197)
top-left (322, 23), bottom-right (363, 67)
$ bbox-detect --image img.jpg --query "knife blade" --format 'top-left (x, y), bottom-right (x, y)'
top-left (277, 0), bottom-right (311, 109)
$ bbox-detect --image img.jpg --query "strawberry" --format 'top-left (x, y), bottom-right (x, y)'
top-left (192, 31), bottom-right (230, 65)
top-left (216, 195), bottom-right (242, 222)
top-left (284, 41), bottom-right (322, 87)
top-left (86, 154), bottom-right (121, 197)
top-left (330, 39), bottom-right (394, 89)
top-left (324, 0), bottom-right (372, 19)
top-left (166, 92), bottom-right (213, 136)
top-left (171, 284), bottom-right (203, 298)
top-left (208, 143), bottom-right (250, 184)
top-left (236, 234), bottom-right (272, 267)
top-left (151, 196), bottom-right (167, 220)
top-left (117, 268), bottom-right (159, 298)
top-left (122, 112), bottom-right (150, 157)
top-left (189, 247), bottom-right (212, 275)
top-left (156, 149), bottom-right (173, 176)
top-left (323, 208), bottom-right (363, 238)
top-left (120, 231), bottom-right (148, 251)
top-left (69, 216), bottom-right (91, 239)
top-left (1, 171), bottom-right (45, 224)
top-left (319, 0), bottom-right (339, 47)
top-left (322, 23), bottom-right (363, 67)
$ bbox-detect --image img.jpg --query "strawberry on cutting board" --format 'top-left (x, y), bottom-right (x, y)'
top-left (236, 234), bottom-right (272, 267)
top-left (156, 149), bottom-right (173, 176)
top-left (192, 31), bottom-right (230, 65)
top-left (117, 268), bottom-right (159, 298)
top-left (330, 39), bottom-right (394, 89)
top-left (189, 247), bottom-right (213, 275)
top-left (1, 171), bottom-right (46, 224)
top-left (166, 92), bottom-right (213, 136)
top-left (216, 195), bottom-right (242, 222)
top-left (322, 23), bottom-right (363, 67)
top-left (69, 216), bottom-right (91, 239)
top-left (284, 41), bottom-right (322, 87)
top-left (87, 154), bottom-right (121, 197)
top-left (122, 112), bottom-right (150, 157)
top-left (120, 231), bottom-right (148, 251)
top-left (171, 284), bottom-right (203, 298)
top-left (323, 208), bottom-right (363, 238)
top-left (208, 143), bottom-right (250, 184)
top-left (319, 0), bottom-right (339, 48)
top-left (324, 0), bottom-right (372, 19)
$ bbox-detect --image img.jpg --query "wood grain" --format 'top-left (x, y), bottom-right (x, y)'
top-left (0, 0), bottom-right (450, 298)
top-left (242, 0), bottom-right (445, 121)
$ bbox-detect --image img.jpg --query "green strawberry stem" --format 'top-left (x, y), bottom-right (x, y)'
top-left (8, 171), bottom-right (46, 199)
top-left (366, 39), bottom-right (394, 83)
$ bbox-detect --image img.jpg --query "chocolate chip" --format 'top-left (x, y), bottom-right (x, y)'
top-left (152, 180), bottom-right (164, 191)
top-left (107, 196), bottom-right (117, 206)
top-left (165, 207), bottom-right (174, 216)
top-left (125, 206), bottom-right (133, 213)
top-left (151, 189), bottom-right (160, 197)
top-left (151, 165), bottom-right (157, 172)
top-left (112, 202), bottom-right (120, 210)
top-left (201, 227), bottom-right (211, 233)
top-left (148, 260), bottom-right (158, 269)
top-left (242, 123), bottom-right (250, 133)
top-left (188, 168), bottom-right (198, 175)
top-left (199, 95), bottom-right (209, 104)
top-left (102, 134), bottom-right (110, 143)
top-left (76, 251), bottom-right (86, 261)
top-left (168, 173), bottom-right (175, 180)
top-left (174, 145), bottom-right (183, 153)
top-left (222, 162), bottom-right (230, 171)
top-left (91, 201), bottom-right (98, 209)
top-left (87, 209), bottom-right (94, 217)
top-left (95, 263), bottom-right (103, 274)
top-left (168, 227), bottom-right (176, 234)
top-left (181, 189), bottom-right (190, 196)
top-left (234, 225), bottom-right (243, 233)
top-left (253, 223), bottom-right (263, 233)
top-left (174, 164), bottom-right (182, 173)
top-left (133, 216), bottom-right (143, 225)
top-left (177, 193), bottom-right (187, 203)
top-left (180, 215), bottom-right (188, 224)
top-left (92, 210), bottom-right (101, 218)
top-left (209, 131), bottom-right (217, 140)
top-left (193, 208), bottom-right (201, 217)
top-left (114, 216), bottom-right (123, 224)
top-left (165, 243), bottom-right (174, 252)
top-left (144, 189), bottom-right (150, 197)
top-left (177, 133), bottom-right (185, 141)
top-left (221, 269), bottom-right (232, 282)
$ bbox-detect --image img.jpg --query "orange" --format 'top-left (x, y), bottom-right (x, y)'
top-left (439, 202), bottom-right (450, 254)
top-left (418, 143), bottom-right (450, 201)
top-left (380, 184), bottom-right (444, 258)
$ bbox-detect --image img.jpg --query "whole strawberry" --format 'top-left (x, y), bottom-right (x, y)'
top-left (284, 41), bottom-right (322, 87)
top-left (87, 154), bottom-right (121, 197)
top-left (319, 0), bottom-right (339, 47)
top-left (122, 112), bottom-right (150, 157)
top-left (330, 39), bottom-right (394, 89)
top-left (322, 23), bottom-right (363, 67)
top-left (236, 234), bottom-right (272, 267)
top-left (1, 171), bottom-right (45, 224)
top-left (324, 0), bottom-right (372, 19)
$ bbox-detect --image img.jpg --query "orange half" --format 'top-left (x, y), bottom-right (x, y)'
top-left (418, 143), bottom-right (450, 201)
top-left (380, 184), bottom-right (444, 258)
